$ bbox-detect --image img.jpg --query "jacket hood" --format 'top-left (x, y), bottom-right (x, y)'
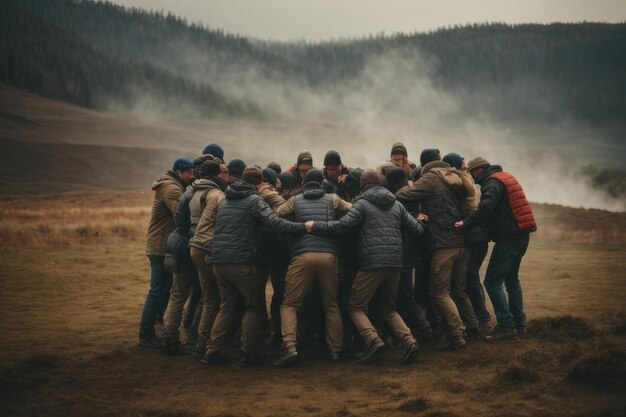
top-left (151, 171), bottom-right (184, 191)
top-left (225, 180), bottom-right (258, 199)
top-left (476, 165), bottom-right (503, 185)
top-left (302, 181), bottom-right (326, 199)
top-left (423, 162), bottom-right (463, 189)
top-left (362, 185), bottom-right (396, 209)
top-left (192, 177), bottom-right (227, 192)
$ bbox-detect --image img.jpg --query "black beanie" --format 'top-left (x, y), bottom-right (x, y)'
top-left (267, 162), bottom-right (282, 174)
top-left (278, 171), bottom-right (297, 192)
top-left (420, 148), bottom-right (440, 166)
top-left (386, 167), bottom-right (408, 192)
top-left (390, 142), bottom-right (408, 157)
top-left (262, 167), bottom-right (278, 187)
top-left (227, 159), bottom-right (246, 179)
top-left (199, 159), bottom-right (221, 178)
top-left (323, 150), bottom-right (342, 166)
top-left (410, 166), bottom-right (422, 182)
top-left (303, 168), bottom-right (324, 185)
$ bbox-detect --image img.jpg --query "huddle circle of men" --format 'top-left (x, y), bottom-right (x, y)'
top-left (138, 143), bottom-right (536, 367)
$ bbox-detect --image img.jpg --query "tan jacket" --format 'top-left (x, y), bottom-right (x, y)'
top-left (457, 170), bottom-right (479, 217)
top-left (146, 172), bottom-right (186, 256)
top-left (189, 186), bottom-right (226, 254)
top-left (259, 185), bottom-right (286, 213)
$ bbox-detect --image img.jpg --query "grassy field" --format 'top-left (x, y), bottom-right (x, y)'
top-left (0, 190), bottom-right (625, 417)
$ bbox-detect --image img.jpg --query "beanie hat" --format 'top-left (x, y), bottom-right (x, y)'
top-left (278, 171), bottom-right (297, 192)
top-left (202, 144), bottom-right (224, 161)
top-left (227, 159), bottom-right (246, 179)
top-left (467, 157), bottom-right (491, 172)
top-left (303, 168), bottom-right (324, 185)
top-left (386, 167), bottom-right (408, 192)
top-left (242, 166), bottom-right (263, 185)
top-left (267, 162), bottom-right (282, 175)
top-left (262, 167), bottom-right (278, 187)
top-left (419, 148), bottom-right (440, 166)
top-left (296, 150), bottom-right (313, 167)
top-left (344, 167), bottom-right (363, 198)
top-left (410, 166), bottom-right (422, 182)
top-left (390, 142), bottom-right (408, 157)
top-left (172, 157), bottom-right (194, 171)
top-left (360, 168), bottom-right (382, 189)
top-left (443, 152), bottom-right (464, 170)
top-left (323, 150), bottom-right (342, 166)
top-left (199, 159), bottom-right (222, 178)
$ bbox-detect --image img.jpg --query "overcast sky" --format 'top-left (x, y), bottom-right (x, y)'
top-left (110, 0), bottom-right (626, 40)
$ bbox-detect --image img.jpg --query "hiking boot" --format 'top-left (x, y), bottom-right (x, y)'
top-left (485, 326), bottom-right (517, 341)
top-left (465, 327), bottom-right (485, 341)
top-left (480, 321), bottom-right (494, 335)
top-left (190, 344), bottom-right (206, 359)
top-left (137, 333), bottom-right (161, 349)
top-left (399, 342), bottom-right (420, 365)
top-left (239, 353), bottom-right (266, 368)
top-left (273, 346), bottom-right (298, 368)
top-left (160, 336), bottom-right (183, 356)
top-left (516, 327), bottom-right (527, 338)
top-left (201, 351), bottom-right (228, 365)
top-left (436, 335), bottom-right (466, 351)
top-left (358, 337), bottom-right (385, 364)
top-left (330, 352), bottom-right (344, 363)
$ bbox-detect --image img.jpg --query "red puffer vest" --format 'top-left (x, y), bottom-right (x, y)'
top-left (489, 171), bottom-right (537, 231)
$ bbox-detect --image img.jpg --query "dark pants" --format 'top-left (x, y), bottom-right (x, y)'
top-left (414, 252), bottom-right (439, 330)
top-left (397, 266), bottom-right (430, 333)
top-left (466, 242), bottom-right (492, 325)
top-left (257, 263), bottom-right (289, 334)
top-left (139, 255), bottom-right (173, 337)
top-left (484, 235), bottom-right (529, 330)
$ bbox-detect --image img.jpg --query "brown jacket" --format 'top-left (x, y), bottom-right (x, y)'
top-left (189, 182), bottom-right (226, 254)
top-left (259, 185), bottom-right (286, 213)
top-left (145, 172), bottom-right (187, 256)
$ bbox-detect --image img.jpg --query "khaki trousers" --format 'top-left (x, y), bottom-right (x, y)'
top-left (348, 267), bottom-right (414, 347)
top-left (190, 247), bottom-right (220, 349)
top-left (280, 252), bottom-right (343, 353)
top-left (428, 248), bottom-right (479, 337)
top-left (163, 258), bottom-right (197, 341)
top-left (207, 264), bottom-right (265, 354)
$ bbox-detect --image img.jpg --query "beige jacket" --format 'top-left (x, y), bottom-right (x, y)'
top-left (145, 172), bottom-right (186, 256)
top-left (189, 186), bottom-right (226, 253)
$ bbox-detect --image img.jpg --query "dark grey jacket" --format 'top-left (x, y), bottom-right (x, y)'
top-left (212, 181), bottom-right (306, 265)
top-left (291, 184), bottom-right (337, 256)
top-left (312, 185), bottom-right (424, 270)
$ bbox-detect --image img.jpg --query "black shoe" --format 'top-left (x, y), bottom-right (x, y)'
top-left (417, 328), bottom-right (433, 344)
top-left (201, 351), bottom-right (228, 365)
top-left (330, 352), bottom-right (344, 363)
top-left (436, 336), bottom-right (466, 351)
top-left (465, 327), bottom-right (485, 341)
top-left (399, 342), bottom-right (420, 365)
top-left (137, 334), bottom-right (161, 349)
top-left (485, 326), bottom-right (517, 342)
top-left (516, 327), bottom-right (527, 338)
top-left (239, 353), bottom-right (266, 368)
top-left (358, 338), bottom-right (385, 364)
top-left (273, 346), bottom-right (298, 368)
top-left (160, 336), bottom-right (182, 356)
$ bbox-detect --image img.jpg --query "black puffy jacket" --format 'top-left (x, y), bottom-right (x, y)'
top-left (291, 183), bottom-right (338, 256)
top-left (212, 181), bottom-right (306, 265)
top-left (312, 185), bottom-right (424, 270)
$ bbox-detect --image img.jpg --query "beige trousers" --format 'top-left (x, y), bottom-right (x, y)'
top-left (190, 247), bottom-right (220, 349)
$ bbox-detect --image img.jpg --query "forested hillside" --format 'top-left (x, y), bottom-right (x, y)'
top-left (2, 0), bottom-right (625, 128)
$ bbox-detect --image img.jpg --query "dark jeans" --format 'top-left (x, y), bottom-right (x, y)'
top-left (484, 235), bottom-right (529, 330)
top-left (397, 266), bottom-right (430, 333)
top-left (466, 242), bottom-right (492, 324)
top-left (139, 255), bottom-right (173, 337)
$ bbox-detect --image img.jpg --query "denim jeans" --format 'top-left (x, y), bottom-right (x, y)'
top-left (466, 242), bottom-right (492, 324)
top-left (139, 255), bottom-right (173, 337)
top-left (484, 235), bottom-right (529, 330)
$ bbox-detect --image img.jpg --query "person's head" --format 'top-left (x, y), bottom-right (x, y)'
top-left (420, 148), bottom-right (441, 166)
top-left (466, 157), bottom-right (491, 180)
top-left (385, 167), bottom-right (409, 193)
top-left (202, 143), bottom-right (224, 161)
top-left (266, 162), bottom-right (282, 175)
top-left (390, 142), bottom-right (408, 168)
top-left (278, 171), bottom-right (297, 193)
top-left (296, 150), bottom-right (313, 179)
top-left (345, 167), bottom-right (364, 201)
top-left (323, 150), bottom-right (343, 180)
top-left (360, 168), bottom-right (382, 190)
top-left (227, 159), bottom-right (246, 179)
top-left (172, 157), bottom-right (195, 183)
top-left (242, 166), bottom-right (264, 188)
top-left (262, 167), bottom-right (278, 188)
top-left (442, 152), bottom-right (466, 170)
top-left (198, 158), bottom-right (222, 180)
top-left (303, 168), bottom-right (324, 186)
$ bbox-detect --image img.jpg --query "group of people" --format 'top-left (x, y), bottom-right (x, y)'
top-left (138, 142), bottom-right (536, 368)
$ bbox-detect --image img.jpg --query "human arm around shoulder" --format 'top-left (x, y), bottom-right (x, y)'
top-left (311, 202), bottom-right (365, 236)
top-left (276, 195), bottom-right (297, 217)
top-left (462, 178), bottom-right (504, 228)
top-left (332, 194), bottom-right (352, 212)
top-left (260, 186), bottom-right (286, 213)
top-left (399, 203), bottom-right (425, 237)
top-left (395, 178), bottom-right (433, 203)
top-left (251, 195), bottom-right (305, 235)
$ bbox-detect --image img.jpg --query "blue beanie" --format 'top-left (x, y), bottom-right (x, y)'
top-left (443, 152), bottom-right (464, 170)
top-left (172, 157), bottom-right (194, 171)
top-left (202, 143), bottom-right (224, 161)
